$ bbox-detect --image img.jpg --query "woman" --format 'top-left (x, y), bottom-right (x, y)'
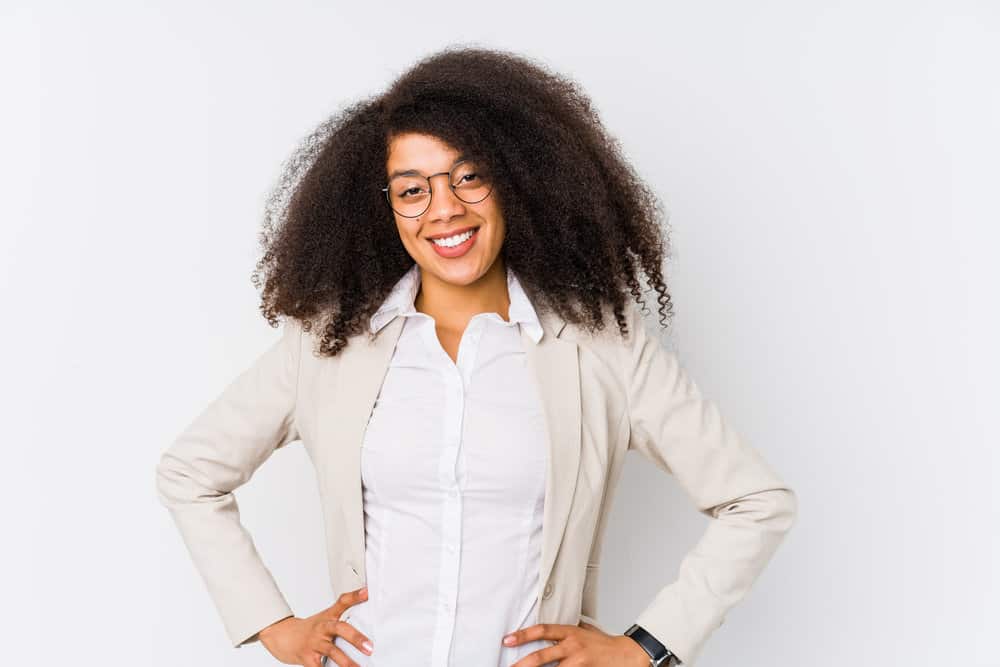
top-left (156, 47), bottom-right (798, 667)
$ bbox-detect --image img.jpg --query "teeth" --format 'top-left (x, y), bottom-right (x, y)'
top-left (431, 228), bottom-right (476, 247)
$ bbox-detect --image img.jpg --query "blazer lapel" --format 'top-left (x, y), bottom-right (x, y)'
top-left (317, 316), bottom-right (407, 575)
top-left (317, 307), bottom-right (582, 597)
top-left (523, 309), bottom-right (583, 601)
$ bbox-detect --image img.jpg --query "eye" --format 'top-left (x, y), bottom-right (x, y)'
top-left (399, 186), bottom-right (426, 198)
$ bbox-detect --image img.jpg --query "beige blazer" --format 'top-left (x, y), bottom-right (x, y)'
top-left (155, 298), bottom-right (797, 665)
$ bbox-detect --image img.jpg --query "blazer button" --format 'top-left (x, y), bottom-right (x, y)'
top-left (543, 582), bottom-right (553, 599)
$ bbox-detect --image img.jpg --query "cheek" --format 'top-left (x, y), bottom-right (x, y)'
top-left (489, 221), bottom-right (505, 248)
top-left (395, 220), bottom-right (419, 246)
top-left (490, 226), bottom-right (504, 250)
top-left (483, 210), bottom-right (505, 244)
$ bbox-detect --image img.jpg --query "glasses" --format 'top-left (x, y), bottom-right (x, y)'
top-left (381, 159), bottom-right (493, 218)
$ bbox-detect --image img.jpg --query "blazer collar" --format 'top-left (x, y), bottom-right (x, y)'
top-left (315, 295), bottom-right (579, 603)
top-left (367, 263), bottom-right (545, 345)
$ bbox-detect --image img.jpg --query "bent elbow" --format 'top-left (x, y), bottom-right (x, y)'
top-left (772, 486), bottom-right (798, 534)
top-left (154, 449), bottom-right (222, 509)
top-left (715, 486), bottom-right (799, 535)
top-left (154, 452), bottom-right (185, 508)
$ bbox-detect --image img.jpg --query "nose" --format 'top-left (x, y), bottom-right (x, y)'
top-left (423, 173), bottom-right (467, 223)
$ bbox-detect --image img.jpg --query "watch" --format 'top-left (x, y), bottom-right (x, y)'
top-left (624, 623), bottom-right (679, 666)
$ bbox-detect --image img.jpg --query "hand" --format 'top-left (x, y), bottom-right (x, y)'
top-left (504, 620), bottom-right (651, 666)
top-left (257, 586), bottom-right (374, 666)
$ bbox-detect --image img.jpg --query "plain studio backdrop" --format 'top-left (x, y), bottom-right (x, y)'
top-left (3, 2), bottom-right (996, 665)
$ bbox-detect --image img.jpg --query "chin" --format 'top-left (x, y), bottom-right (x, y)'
top-left (430, 264), bottom-right (486, 286)
top-left (429, 255), bottom-right (496, 283)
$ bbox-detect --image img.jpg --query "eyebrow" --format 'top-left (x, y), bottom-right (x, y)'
top-left (388, 154), bottom-right (469, 180)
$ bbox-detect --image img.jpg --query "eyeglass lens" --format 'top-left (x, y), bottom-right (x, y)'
top-left (385, 160), bottom-right (492, 217)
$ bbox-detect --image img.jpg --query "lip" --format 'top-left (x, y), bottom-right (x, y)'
top-left (425, 225), bottom-right (480, 241)
top-left (428, 226), bottom-right (479, 259)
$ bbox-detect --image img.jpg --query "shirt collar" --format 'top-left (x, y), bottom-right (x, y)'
top-left (368, 263), bottom-right (544, 344)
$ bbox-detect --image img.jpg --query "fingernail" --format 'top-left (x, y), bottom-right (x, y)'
top-left (363, 640), bottom-right (374, 654)
top-left (503, 634), bottom-right (516, 646)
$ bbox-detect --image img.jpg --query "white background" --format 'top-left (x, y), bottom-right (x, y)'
top-left (3, 2), bottom-right (997, 665)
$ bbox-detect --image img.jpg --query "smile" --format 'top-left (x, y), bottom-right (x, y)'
top-left (427, 227), bottom-right (480, 258)
top-left (429, 227), bottom-right (479, 247)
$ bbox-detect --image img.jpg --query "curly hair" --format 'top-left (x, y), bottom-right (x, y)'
top-left (251, 45), bottom-right (674, 357)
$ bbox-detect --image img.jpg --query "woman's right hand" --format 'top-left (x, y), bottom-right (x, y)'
top-left (258, 586), bottom-right (374, 667)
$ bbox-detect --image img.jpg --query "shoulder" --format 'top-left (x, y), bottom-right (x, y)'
top-left (561, 298), bottom-right (646, 354)
top-left (557, 300), bottom-right (652, 393)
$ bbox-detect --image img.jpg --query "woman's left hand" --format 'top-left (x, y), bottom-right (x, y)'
top-left (504, 620), bottom-right (651, 666)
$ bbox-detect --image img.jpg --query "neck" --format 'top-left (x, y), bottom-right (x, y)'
top-left (414, 259), bottom-right (511, 329)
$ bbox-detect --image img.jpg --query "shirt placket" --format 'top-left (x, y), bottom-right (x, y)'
top-left (427, 316), bottom-right (485, 666)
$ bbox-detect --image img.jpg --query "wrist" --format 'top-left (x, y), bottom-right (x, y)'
top-left (623, 623), bottom-right (678, 666)
top-left (618, 635), bottom-right (655, 666)
top-left (257, 614), bottom-right (294, 641)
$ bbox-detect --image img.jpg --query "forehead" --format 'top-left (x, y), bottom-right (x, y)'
top-left (386, 133), bottom-right (463, 173)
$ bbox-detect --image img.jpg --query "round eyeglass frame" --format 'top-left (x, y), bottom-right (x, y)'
top-left (381, 159), bottom-right (493, 218)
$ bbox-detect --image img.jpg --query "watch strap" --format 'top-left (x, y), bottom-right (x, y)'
top-left (624, 623), bottom-right (678, 666)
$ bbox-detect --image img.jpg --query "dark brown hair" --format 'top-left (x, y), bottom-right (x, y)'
top-left (251, 45), bottom-right (674, 356)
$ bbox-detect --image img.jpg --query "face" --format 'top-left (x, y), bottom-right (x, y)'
top-left (384, 132), bottom-right (505, 287)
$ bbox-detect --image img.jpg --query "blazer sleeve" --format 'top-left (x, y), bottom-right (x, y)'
top-left (154, 318), bottom-right (303, 648)
top-left (620, 301), bottom-right (798, 665)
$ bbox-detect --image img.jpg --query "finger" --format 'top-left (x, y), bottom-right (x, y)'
top-left (322, 644), bottom-right (360, 667)
top-left (503, 623), bottom-right (575, 647)
top-left (323, 587), bottom-right (369, 618)
top-left (508, 641), bottom-right (570, 667)
top-left (317, 619), bottom-right (373, 657)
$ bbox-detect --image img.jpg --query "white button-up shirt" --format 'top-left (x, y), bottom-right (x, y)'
top-left (329, 263), bottom-right (556, 666)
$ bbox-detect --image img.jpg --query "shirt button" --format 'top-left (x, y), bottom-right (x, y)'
top-left (543, 582), bottom-right (554, 599)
